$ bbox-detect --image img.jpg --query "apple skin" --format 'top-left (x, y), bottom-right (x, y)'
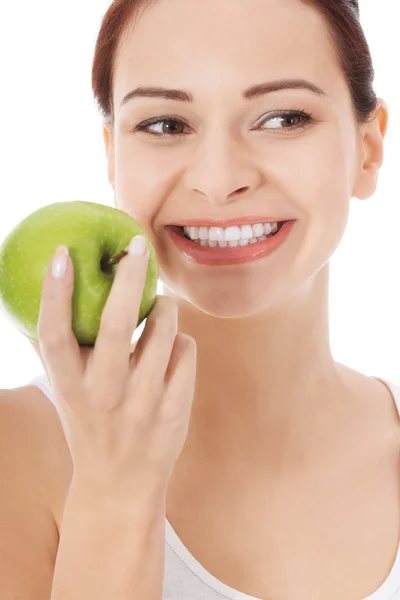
top-left (0, 201), bottom-right (158, 346)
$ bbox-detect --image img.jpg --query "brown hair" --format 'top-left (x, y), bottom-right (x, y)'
top-left (91, 0), bottom-right (378, 124)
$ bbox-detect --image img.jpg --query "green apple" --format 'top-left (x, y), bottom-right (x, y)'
top-left (0, 201), bottom-right (158, 346)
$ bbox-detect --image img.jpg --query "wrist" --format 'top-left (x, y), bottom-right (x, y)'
top-left (66, 477), bottom-right (167, 517)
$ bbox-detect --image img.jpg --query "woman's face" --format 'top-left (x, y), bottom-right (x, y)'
top-left (106, 0), bottom-right (377, 319)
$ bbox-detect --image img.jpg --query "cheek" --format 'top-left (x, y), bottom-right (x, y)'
top-left (115, 141), bottom-right (183, 198)
top-left (298, 133), bottom-right (353, 257)
top-left (276, 127), bottom-right (353, 218)
top-left (265, 129), bottom-right (354, 260)
top-left (113, 142), bottom-right (176, 227)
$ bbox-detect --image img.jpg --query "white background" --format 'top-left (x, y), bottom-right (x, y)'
top-left (0, 1), bottom-right (398, 389)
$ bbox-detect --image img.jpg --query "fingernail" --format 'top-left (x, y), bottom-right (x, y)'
top-left (51, 245), bottom-right (69, 279)
top-left (128, 235), bottom-right (148, 257)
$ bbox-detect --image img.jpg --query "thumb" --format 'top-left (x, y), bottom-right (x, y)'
top-left (27, 336), bottom-right (93, 374)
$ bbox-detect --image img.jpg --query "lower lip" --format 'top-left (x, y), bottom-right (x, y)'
top-left (167, 221), bottom-right (296, 266)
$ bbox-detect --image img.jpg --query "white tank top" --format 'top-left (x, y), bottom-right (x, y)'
top-left (28, 372), bottom-right (400, 600)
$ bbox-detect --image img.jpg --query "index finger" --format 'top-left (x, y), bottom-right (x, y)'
top-left (36, 246), bottom-right (85, 396)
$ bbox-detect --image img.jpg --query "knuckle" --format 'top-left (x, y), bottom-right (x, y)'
top-left (132, 404), bottom-right (155, 428)
top-left (38, 327), bottom-right (71, 349)
top-left (154, 315), bottom-right (177, 338)
top-left (159, 397), bottom-right (187, 428)
top-left (128, 392), bottom-right (159, 426)
top-left (99, 317), bottom-right (132, 341)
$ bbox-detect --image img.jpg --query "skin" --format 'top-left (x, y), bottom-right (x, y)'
top-left (13, 0), bottom-right (399, 596)
top-left (103, 0), bottom-right (389, 484)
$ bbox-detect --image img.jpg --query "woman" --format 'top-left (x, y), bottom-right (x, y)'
top-left (0, 0), bottom-right (396, 598)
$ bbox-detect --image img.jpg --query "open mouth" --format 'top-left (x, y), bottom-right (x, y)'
top-left (167, 220), bottom-right (297, 266)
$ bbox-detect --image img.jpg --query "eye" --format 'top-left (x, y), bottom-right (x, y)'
top-left (132, 117), bottom-right (189, 137)
top-left (255, 109), bottom-right (314, 133)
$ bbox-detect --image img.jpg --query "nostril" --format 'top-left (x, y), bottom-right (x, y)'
top-left (230, 186), bottom-right (250, 198)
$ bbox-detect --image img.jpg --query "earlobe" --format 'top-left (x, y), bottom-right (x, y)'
top-left (352, 99), bottom-right (389, 200)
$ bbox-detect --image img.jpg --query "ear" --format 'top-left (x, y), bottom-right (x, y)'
top-left (353, 99), bottom-right (389, 200)
top-left (103, 121), bottom-right (115, 191)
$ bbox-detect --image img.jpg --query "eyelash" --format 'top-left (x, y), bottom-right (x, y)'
top-left (131, 109), bottom-right (314, 138)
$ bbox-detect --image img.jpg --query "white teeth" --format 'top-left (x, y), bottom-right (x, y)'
top-left (252, 223), bottom-right (264, 237)
top-left (189, 226), bottom-right (199, 240)
top-left (198, 227), bottom-right (208, 241)
top-left (184, 221), bottom-right (282, 242)
top-left (265, 223), bottom-right (273, 235)
top-left (240, 225), bottom-right (254, 240)
top-left (196, 234), bottom-right (268, 248)
top-left (225, 226), bottom-right (241, 242)
top-left (208, 227), bottom-right (225, 242)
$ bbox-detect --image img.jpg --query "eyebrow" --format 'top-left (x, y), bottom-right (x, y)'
top-left (120, 78), bottom-right (326, 107)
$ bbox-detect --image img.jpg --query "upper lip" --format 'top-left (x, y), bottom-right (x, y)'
top-left (167, 216), bottom-right (295, 228)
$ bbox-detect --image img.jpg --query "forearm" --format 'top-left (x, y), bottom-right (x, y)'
top-left (51, 488), bottom-right (166, 600)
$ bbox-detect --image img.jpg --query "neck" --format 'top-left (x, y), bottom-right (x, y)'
top-left (163, 264), bottom-right (353, 475)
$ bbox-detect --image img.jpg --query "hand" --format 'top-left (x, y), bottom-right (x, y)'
top-left (30, 239), bottom-right (197, 499)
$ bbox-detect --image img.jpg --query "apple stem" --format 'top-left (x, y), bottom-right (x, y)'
top-left (104, 249), bottom-right (129, 267)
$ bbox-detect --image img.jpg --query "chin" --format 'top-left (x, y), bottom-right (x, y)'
top-left (182, 284), bottom-right (285, 320)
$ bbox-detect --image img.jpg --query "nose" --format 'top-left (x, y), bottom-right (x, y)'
top-left (182, 133), bottom-right (263, 206)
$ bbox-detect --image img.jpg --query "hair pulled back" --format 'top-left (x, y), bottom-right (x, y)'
top-left (91, 0), bottom-right (377, 124)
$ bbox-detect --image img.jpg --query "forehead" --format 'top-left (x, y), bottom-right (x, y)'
top-left (114, 0), bottom-right (345, 104)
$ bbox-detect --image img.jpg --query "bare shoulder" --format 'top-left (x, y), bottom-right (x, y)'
top-left (0, 383), bottom-right (72, 597)
top-left (0, 384), bottom-right (73, 521)
top-left (337, 362), bottom-right (400, 436)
